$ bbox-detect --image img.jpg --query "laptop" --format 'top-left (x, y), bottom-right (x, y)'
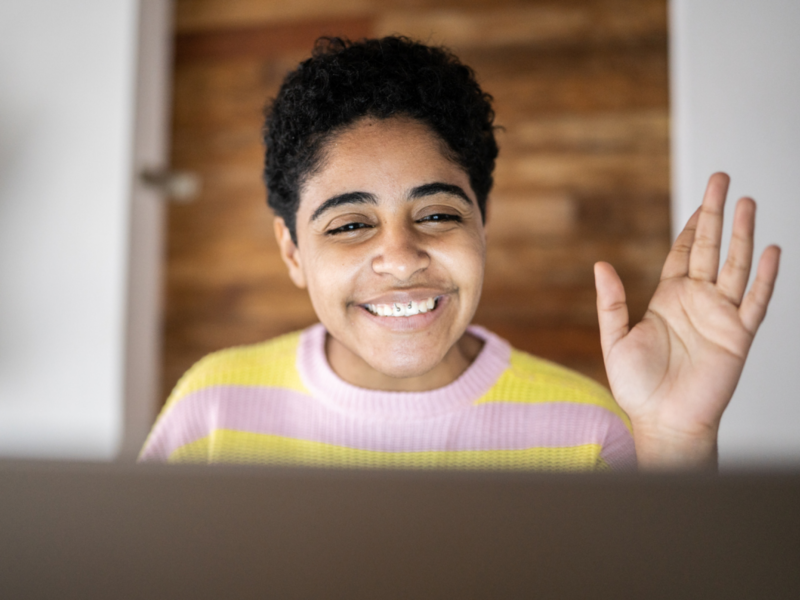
top-left (1, 461), bottom-right (798, 599)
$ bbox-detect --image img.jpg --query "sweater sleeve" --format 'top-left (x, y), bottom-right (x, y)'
top-left (137, 377), bottom-right (214, 463)
top-left (598, 415), bottom-right (637, 471)
top-left (137, 351), bottom-right (224, 463)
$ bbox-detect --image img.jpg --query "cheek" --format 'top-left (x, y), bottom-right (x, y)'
top-left (432, 231), bottom-right (486, 295)
top-left (303, 243), bottom-right (368, 304)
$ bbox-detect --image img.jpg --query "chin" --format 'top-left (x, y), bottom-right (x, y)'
top-left (363, 341), bottom-right (449, 380)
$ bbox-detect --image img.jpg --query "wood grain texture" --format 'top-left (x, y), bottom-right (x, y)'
top-left (163, 0), bottom-right (670, 402)
top-left (175, 18), bottom-right (373, 62)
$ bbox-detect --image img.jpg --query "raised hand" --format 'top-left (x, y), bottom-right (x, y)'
top-left (594, 173), bottom-right (781, 469)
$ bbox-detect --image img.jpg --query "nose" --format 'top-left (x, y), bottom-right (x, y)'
top-left (371, 223), bottom-right (430, 280)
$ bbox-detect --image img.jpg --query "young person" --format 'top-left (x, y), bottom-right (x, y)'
top-left (140, 37), bottom-right (780, 470)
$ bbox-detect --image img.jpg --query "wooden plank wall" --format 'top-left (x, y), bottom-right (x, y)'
top-left (163, 0), bottom-right (670, 402)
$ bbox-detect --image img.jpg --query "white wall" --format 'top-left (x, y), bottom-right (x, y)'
top-left (0, 1), bottom-right (168, 460)
top-left (670, 0), bottom-right (800, 467)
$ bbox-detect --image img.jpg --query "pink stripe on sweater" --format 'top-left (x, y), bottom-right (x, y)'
top-left (599, 422), bottom-right (637, 469)
top-left (140, 385), bottom-right (630, 462)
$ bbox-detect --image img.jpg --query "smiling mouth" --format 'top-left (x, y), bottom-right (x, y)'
top-left (363, 296), bottom-right (440, 317)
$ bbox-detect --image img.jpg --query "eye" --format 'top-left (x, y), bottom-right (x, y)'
top-left (418, 213), bottom-right (462, 224)
top-left (326, 221), bottom-right (373, 235)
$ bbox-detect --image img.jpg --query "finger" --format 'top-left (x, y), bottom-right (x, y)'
top-left (594, 261), bottom-right (630, 360)
top-left (739, 245), bottom-right (781, 334)
top-left (689, 172), bottom-right (730, 282)
top-left (717, 197), bottom-right (755, 305)
top-left (660, 207), bottom-right (701, 280)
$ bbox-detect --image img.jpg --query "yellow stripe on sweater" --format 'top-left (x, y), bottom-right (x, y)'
top-left (474, 350), bottom-right (631, 431)
top-left (169, 430), bottom-right (609, 471)
top-left (163, 331), bottom-right (308, 412)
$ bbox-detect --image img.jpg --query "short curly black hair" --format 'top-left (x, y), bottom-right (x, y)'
top-left (263, 36), bottom-right (498, 244)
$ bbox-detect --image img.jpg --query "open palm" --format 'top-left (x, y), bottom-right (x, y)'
top-left (595, 173), bottom-right (781, 468)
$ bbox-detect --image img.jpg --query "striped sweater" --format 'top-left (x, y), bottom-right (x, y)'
top-left (139, 324), bottom-right (636, 471)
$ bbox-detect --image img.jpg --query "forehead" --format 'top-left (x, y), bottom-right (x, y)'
top-left (298, 117), bottom-right (472, 209)
top-left (327, 116), bottom-right (448, 156)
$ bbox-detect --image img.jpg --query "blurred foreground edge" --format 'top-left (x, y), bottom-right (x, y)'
top-left (0, 461), bottom-right (798, 599)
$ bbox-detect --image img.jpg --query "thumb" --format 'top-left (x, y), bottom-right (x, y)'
top-left (594, 261), bottom-right (630, 360)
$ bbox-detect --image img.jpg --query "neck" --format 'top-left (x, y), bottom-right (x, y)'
top-left (326, 331), bottom-right (484, 392)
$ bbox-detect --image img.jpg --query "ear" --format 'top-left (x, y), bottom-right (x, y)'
top-left (274, 217), bottom-right (307, 289)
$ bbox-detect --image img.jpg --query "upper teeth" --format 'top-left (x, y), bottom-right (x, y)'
top-left (366, 297), bottom-right (437, 317)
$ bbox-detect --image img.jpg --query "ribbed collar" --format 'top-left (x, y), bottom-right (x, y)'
top-left (296, 323), bottom-right (511, 420)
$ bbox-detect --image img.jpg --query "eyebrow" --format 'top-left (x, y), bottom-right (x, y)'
top-left (309, 182), bottom-right (473, 223)
top-left (310, 191), bottom-right (377, 222)
top-left (409, 182), bottom-right (473, 206)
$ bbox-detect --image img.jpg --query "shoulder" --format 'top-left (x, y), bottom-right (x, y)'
top-left (475, 339), bottom-right (631, 430)
top-left (469, 329), bottom-right (636, 469)
top-left (508, 348), bottom-right (614, 404)
top-left (138, 328), bottom-right (311, 463)
top-left (164, 329), bottom-right (308, 412)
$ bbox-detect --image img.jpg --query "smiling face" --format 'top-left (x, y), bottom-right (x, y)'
top-left (274, 116), bottom-right (487, 391)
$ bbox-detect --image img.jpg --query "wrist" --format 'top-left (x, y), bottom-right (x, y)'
top-left (632, 424), bottom-right (719, 471)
